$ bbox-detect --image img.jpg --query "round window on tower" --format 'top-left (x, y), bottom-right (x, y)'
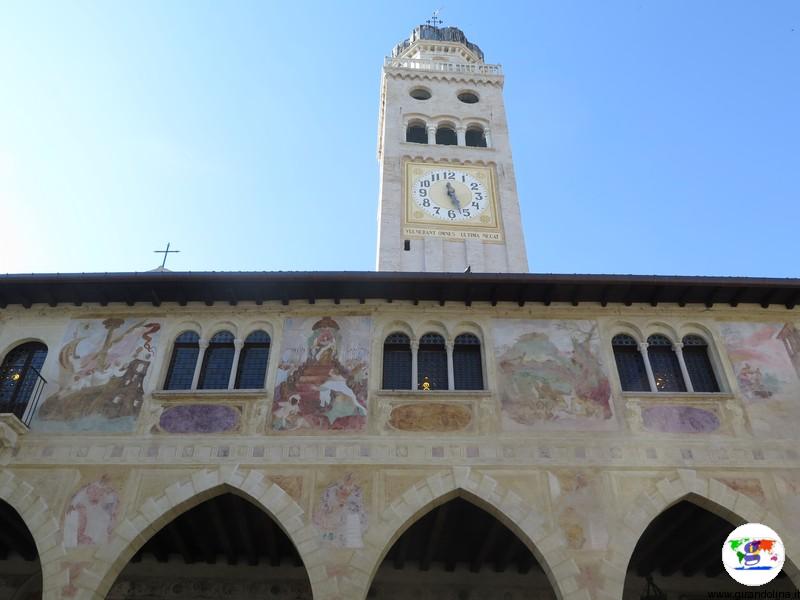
top-left (457, 91), bottom-right (480, 104)
top-left (409, 87), bottom-right (432, 100)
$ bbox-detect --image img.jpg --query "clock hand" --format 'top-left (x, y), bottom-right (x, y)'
top-left (445, 182), bottom-right (461, 211)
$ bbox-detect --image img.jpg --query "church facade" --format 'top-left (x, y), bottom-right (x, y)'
top-left (0, 24), bottom-right (799, 600)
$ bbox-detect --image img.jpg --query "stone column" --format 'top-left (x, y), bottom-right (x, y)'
top-left (426, 125), bottom-right (436, 145)
top-left (446, 339), bottom-right (455, 390)
top-left (410, 338), bottom-right (419, 389)
top-left (483, 127), bottom-right (492, 148)
top-left (673, 342), bottom-right (694, 392)
top-left (191, 339), bottom-right (209, 389)
top-left (638, 341), bottom-right (657, 391)
top-left (227, 338), bottom-right (244, 390)
top-left (456, 126), bottom-right (466, 146)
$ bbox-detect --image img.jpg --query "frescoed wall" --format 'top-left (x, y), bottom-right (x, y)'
top-left (548, 470), bottom-right (608, 550)
top-left (313, 473), bottom-right (368, 548)
top-left (493, 320), bottom-right (614, 431)
top-left (34, 318), bottom-right (161, 432)
top-left (720, 322), bottom-right (800, 439)
top-left (63, 475), bottom-right (120, 548)
top-left (272, 316), bottom-right (370, 433)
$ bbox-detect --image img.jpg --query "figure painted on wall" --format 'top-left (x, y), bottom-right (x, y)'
top-left (493, 320), bottom-right (613, 431)
top-left (34, 319), bottom-right (161, 432)
top-left (313, 473), bottom-right (368, 548)
top-left (721, 322), bottom-right (800, 439)
top-left (548, 470), bottom-right (609, 550)
top-left (272, 317), bottom-right (370, 432)
top-left (63, 476), bottom-right (120, 548)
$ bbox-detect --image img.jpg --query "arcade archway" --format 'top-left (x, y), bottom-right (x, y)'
top-left (106, 492), bottom-right (311, 600)
top-left (368, 497), bottom-right (558, 600)
top-left (0, 499), bottom-right (41, 600)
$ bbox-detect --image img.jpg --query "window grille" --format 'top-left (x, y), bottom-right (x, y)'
top-left (611, 334), bottom-right (650, 392)
top-left (0, 342), bottom-right (48, 422)
top-left (235, 330), bottom-right (270, 390)
top-left (198, 331), bottom-right (236, 390)
top-left (682, 335), bottom-right (720, 393)
top-left (418, 333), bottom-right (447, 389)
top-left (164, 331), bottom-right (200, 390)
top-left (382, 333), bottom-right (412, 389)
top-left (453, 333), bottom-right (483, 390)
top-left (647, 334), bottom-right (686, 392)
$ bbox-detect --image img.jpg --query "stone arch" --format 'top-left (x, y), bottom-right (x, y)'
top-left (341, 467), bottom-right (585, 600)
top-left (68, 466), bottom-right (320, 600)
top-left (599, 469), bottom-right (800, 598)
top-left (0, 469), bottom-right (62, 599)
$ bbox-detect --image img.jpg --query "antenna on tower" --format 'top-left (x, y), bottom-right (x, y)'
top-left (426, 8), bottom-right (443, 28)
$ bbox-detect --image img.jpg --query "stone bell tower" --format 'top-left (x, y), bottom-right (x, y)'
top-left (375, 22), bottom-right (529, 273)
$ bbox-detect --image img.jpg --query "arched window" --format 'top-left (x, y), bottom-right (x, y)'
top-left (465, 126), bottom-right (487, 147)
top-left (164, 331), bottom-right (200, 390)
top-left (611, 334), bottom-right (650, 392)
top-left (382, 332), bottom-right (412, 390)
top-left (235, 330), bottom-right (270, 389)
top-left (0, 342), bottom-right (47, 421)
top-left (453, 333), bottom-right (483, 390)
top-left (682, 335), bottom-right (720, 393)
top-left (198, 331), bottom-right (235, 390)
top-left (435, 125), bottom-right (457, 145)
top-left (418, 333), bottom-right (447, 390)
top-left (406, 121), bottom-right (427, 144)
top-left (647, 334), bottom-right (686, 392)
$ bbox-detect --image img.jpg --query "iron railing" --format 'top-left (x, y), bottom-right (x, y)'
top-left (384, 57), bottom-right (502, 76)
top-left (0, 364), bottom-right (47, 427)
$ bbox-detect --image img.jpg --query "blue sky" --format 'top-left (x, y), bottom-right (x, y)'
top-left (0, 1), bottom-right (798, 276)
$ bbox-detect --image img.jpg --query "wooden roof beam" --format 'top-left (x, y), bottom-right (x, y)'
top-left (420, 503), bottom-right (449, 571)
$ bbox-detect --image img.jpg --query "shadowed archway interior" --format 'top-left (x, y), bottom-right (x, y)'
top-left (368, 497), bottom-right (557, 600)
top-left (623, 500), bottom-right (797, 598)
top-left (0, 499), bottom-right (41, 600)
top-left (107, 493), bottom-right (312, 600)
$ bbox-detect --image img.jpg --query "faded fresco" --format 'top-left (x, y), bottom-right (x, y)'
top-left (158, 404), bottom-right (241, 434)
top-left (272, 316), bottom-right (370, 432)
top-left (494, 320), bottom-right (614, 431)
top-left (720, 322), bottom-right (800, 438)
top-left (641, 405), bottom-right (721, 434)
top-left (548, 470), bottom-right (609, 550)
top-left (63, 476), bottom-right (120, 548)
top-left (387, 403), bottom-right (472, 432)
top-left (34, 318), bottom-right (161, 432)
top-left (313, 473), bottom-right (368, 548)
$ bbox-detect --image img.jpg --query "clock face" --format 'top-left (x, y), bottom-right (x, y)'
top-left (411, 168), bottom-right (488, 222)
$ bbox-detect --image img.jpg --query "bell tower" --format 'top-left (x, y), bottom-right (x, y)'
top-left (376, 22), bottom-right (529, 273)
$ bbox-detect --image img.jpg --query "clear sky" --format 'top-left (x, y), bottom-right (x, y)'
top-left (0, 1), bottom-right (798, 277)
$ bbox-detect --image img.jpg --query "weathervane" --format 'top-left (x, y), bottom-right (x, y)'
top-left (154, 242), bottom-right (180, 268)
top-left (426, 9), bottom-right (443, 27)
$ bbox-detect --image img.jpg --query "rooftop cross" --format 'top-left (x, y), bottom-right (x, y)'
top-left (153, 242), bottom-right (180, 268)
top-left (426, 10), bottom-right (443, 28)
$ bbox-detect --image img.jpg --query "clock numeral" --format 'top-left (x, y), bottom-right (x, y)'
top-left (474, 192), bottom-right (483, 201)
top-left (422, 199), bottom-right (431, 207)
top-left (445, 171), bottom-right (455, 180)
top-left (470, 182), bottom-right (479, 191)
top-left (418, 188), bottom-right (427, 197)
top-left (433, 206), bottom-right (440, 215)
top-left (472, 201), bottom-right (480, 209)
top-left (461, 174), bottom-right (466, 182)
top-left (462, 209), bottom-right (471, 217)
top-left (420, 180), bottom-right (430, 187)
top-left (447, 209), bottom-right (457, 219)
top-left (431, 173), bottom-right (440, 181)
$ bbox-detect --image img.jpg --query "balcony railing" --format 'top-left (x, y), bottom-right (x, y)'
top-left (0, 364), bottom-right (47, 427)
top-left (384, 57), bottom-right (502, 76)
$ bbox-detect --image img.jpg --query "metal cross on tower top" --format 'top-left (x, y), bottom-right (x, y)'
top-left (426, 10), bottom-right (443, 27)
top-left (153, 242), bottom-right (180, 268)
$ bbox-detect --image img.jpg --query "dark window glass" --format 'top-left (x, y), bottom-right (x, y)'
top-left (198, 331), bottom-right (235, 390)
top-left (682, 335), bottom-right (720, 393)
top-left (164, 331), bottom-right (200, 390)
top-left (612, 334), bottom-right (650, 392)
top-left (382, 333), bottom-right (412, 389)
top-left (406, 124), bottom-right (427, 144)
top-left (435, 127), bottom-right (457, 145)
top-left (418, 333), bottom-right (447, 390)
top-left (0, 342), bottom-right (47, 420)
top-left (465, 127), bottom-right (487, 147)
top-left (647, 334), bottom-right (686, 392)
top-left (236, 330), bottom-right (270, 389)
top-left (453, 333), bottom-right (483, 390)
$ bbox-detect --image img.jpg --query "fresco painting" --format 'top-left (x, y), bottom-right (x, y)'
top-left (387, 403), bottom-right (472, 432)
top-left (641, 405), bottom-right (720, 434)
top-left (34, 318), bottom-right (161, 432)
top-left (548, 470), bottom-right (608, 550)
top-left (720, 322), bottom-right (800, 438)
top-left (493, 320), bottom-right (613, 431)
top-left (158, 404), bottom-right (241, 434)
top-left (63, 475), bottom-right (120, 548)
top-left (313, 473), bottom-right (368, 548)
top-left (272, 316), bottom-right (370, 432)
